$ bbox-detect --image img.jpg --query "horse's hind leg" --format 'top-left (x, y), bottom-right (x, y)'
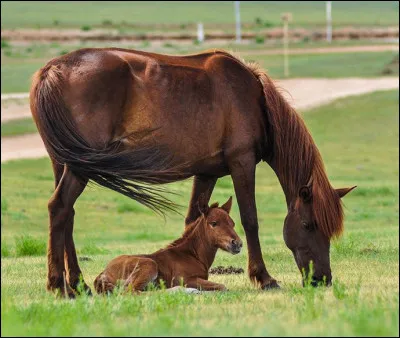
top-left (123, 258), bottom-right (158, 293)
top-left (63, 200), bottom-right (91, 293)
top-left (48, 162), bottom-right (88, 298)
top-left (64, 207), bottom-right (91, 295)
top-left (51, 160), bottom-right (91, 294)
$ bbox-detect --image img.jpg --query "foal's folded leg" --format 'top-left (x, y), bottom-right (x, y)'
top-left (185, 277), bottom-right (227, 291)
top-left (123, 258), bottom-right (158, 293)
top-left (94, 272), bottom-right (116, 294)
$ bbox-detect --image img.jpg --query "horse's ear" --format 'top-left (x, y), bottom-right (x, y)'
top-left (336, 186), bottom-right (357, 199)
top-left (221, 196), bottom-right (233, 214)
top-left (197, 193), bottom-right (209, 215)
top-left (299, 186), bottom-right (312, 203)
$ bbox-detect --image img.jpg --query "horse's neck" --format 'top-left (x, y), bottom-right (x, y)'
top-left (264, 104), bottom-right (317, 207)
top-left (267, 159), bottom-right (297, 206)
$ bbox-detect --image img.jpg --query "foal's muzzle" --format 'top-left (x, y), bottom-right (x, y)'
top-left (228, 239), bottom-right (243, 255)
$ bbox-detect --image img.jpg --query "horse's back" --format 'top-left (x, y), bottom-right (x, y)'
top-left (33, 47), bottom-right (266, 170)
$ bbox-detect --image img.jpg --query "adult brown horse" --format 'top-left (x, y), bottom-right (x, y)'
top-left (30, 48), bottom-right (356, 297)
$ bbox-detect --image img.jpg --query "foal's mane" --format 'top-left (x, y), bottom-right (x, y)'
top-left (225, 51), bottom-right (343, 239)
top-left (166, 203), bottom-right (220, 249)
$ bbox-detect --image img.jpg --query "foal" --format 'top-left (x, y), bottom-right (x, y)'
top-left (94, 195), bottom-right (242, 294)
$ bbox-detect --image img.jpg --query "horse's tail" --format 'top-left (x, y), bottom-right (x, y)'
top-left (30, 64), bottom-right (184, 214)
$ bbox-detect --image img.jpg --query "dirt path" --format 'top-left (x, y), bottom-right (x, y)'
top-left (1, 98), bottom-right (30, 123)
top-left (2, 26), bottom-right (398, 42)
top-left (1, 77), bottom-right (398, 163)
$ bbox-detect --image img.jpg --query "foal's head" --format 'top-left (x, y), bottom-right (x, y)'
top-left (197, 194), bottom-right (242, 254)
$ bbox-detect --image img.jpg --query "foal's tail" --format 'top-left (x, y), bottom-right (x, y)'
top-left (30, 63), bottom-right (184, 214)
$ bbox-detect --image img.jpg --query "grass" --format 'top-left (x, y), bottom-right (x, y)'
top-left (1, 59), bottom-right (45, 93)
top-left (78, 242), bottom-right (110, 256)
top-left (1, 90), bottom-right (398, 335)
top-left (1, 1), bottom-right (398, 29)
top-left (14, 235), bottom-right (46, 257)
top-left (1, 240), bottom-right (11, 257)
top-left (245, 51), bottom-right (398, 78)
top-left (1, 46), bottom-right (397, 93)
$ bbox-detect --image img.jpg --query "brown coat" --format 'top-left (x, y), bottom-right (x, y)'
top-left (94, 196), bottom-right (242, 293)
top-left (30, 47), bottom-right (355, 297)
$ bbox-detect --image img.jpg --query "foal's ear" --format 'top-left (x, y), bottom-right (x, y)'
top-left (197, 193), bottom-right (209, 215)
top-left (221, 196), bottom-right (233, 214)
top-left (299, 186), bottom-right (312, 203)
top-left (336, 186), bottom-right (357, 199)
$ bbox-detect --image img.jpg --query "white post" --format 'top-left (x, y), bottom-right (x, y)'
top-left (197, 22), bottom-right (204, 43)
top-left (235, 1), bottom-right (241, 43)
top-left (283, 20), bottom-right (289, 77)
top-left (281, 13), bottom-right (292, 78)
top-left (326, 1), bottom-right (332, 43)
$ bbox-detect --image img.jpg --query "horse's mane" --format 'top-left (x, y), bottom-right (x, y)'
top-left (225, 52), bottom-right (343, 239)
top-left (166, 203), bottom-right (220, 248)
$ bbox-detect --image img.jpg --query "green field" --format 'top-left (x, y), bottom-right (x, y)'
top-left (1, 90), bottom-right (398, 336)
top-left (1, 41), bottom-right (397, 93)
top-left (1, 1), bottom-right (398, 29)
top-left (1, 117), bottom-right (37, 137)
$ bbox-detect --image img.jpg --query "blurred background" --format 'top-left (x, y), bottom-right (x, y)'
top-left (1, 2), bottom-right (399, 336)
top-left (1, 1), bottom-right (399, 92)
top-left (1, 1), bottom-right (398, 144)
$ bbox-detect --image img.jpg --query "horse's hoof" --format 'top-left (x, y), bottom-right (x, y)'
top-left (49, 281), bottom-right (77, 299)
top-left (54, 287), bottom-right (76, 299)
top-left (78, 284), bottom-right (93, 296)
top-left (70, 281), bottom-right (93, 296)
top-left (67, 291), bottom-right (76, 299)
top-left (78, 286), bottom-right (92, 296)
top-left (261, 279), bottom-right (280, 290)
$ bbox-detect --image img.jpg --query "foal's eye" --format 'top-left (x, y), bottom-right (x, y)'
top-left (210, 221), bottom-right (217, 227)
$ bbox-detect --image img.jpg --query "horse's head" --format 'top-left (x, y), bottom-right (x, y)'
top-left (197, 194), bottom-right (242, 254)
top-left (283, 185), bottom-right (356, 287)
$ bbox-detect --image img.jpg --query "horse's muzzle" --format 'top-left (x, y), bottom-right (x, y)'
top-left (303, 275), bottom-right (332, 287)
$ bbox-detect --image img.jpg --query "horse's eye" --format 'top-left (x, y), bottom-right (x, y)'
top-left (210, 221), bottom-right (217, 227)
top-left (303, 221), bottom-right (314, 231)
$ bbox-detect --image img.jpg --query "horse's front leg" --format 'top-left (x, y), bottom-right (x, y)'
top-left (185, 175), bottom-right (217, 226)
top-left (229, 153), bottom-right (279, 289)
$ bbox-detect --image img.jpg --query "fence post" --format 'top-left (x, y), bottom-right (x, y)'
top-left (235, 1), bottom-right (241, 43)
top-left (197, 22), bottom-right (204, 43)
top-left (326, 1), bottom-right (332, 43)
top-left (281, 13), bottom-right (292, 78)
